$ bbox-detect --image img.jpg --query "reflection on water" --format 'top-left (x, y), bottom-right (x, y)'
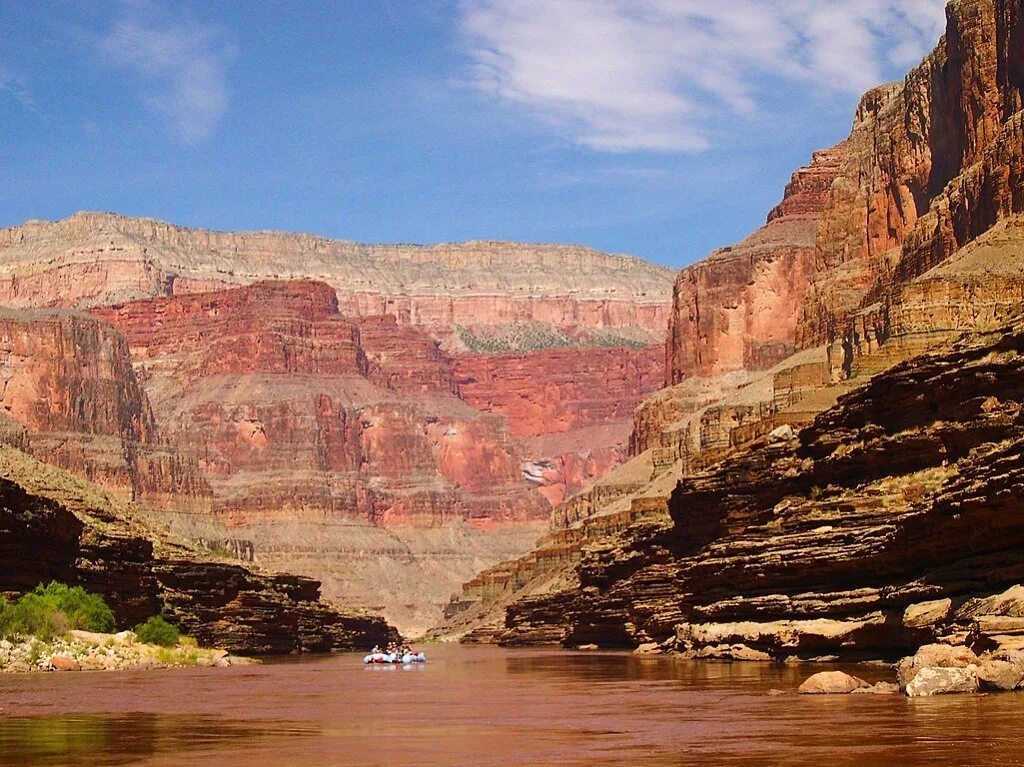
top-left (0, 714), bottom-right (314, 766)
top-left (0, 646), bottom-right (1022, 766)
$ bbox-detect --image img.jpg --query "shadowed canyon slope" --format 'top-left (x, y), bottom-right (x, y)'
top-left (0, 218), bottom-right (673, 635)
top-left (439, 0), bottom-right (1024, 656)
top-left (0, 443), bottom-right (395, 653)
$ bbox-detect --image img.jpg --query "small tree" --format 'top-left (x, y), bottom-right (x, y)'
top-left (134, 615), bottom-right (180, 647)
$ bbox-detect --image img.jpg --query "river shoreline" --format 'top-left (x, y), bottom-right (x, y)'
top-left (0, 629), bottom-right (256, 674)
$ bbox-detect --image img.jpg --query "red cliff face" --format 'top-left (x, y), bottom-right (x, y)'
top-left (91, 281), bottom-right (547, 528)
top-left (454, 346), bottom-right (664, 438)
top-left (666, 147), bottom-right (846, 383)
top-left (798, 0), bottom-right (1024, 348)
top-left (668, 0), bottom-right (1024, 386)
top-left (358, 315), bottom-right (458, 394)
top-left (0, 310), bottom-right (210, 510)
top-left (91, 280), bottom-right (368, 381)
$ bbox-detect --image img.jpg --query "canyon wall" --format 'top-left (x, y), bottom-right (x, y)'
top-left (0, 309), bottom-right (210, 510)
top-left (666, 146), bottom-right (845, 383)
top-left (90, 281), bottom-right (545, 528)
top-left (0, 214), bottom-right (673, 631)
top-left (82, 278), bottom-right (664, 634)
top-left (441, 0), bottom-right (1024, 656)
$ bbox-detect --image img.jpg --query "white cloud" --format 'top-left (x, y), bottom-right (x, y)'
top-left (99, 7), bottom-right (235, 144)
top-left (459, 0), bottom-right (948, 152)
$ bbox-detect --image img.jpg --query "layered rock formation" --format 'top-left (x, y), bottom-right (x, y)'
top-left (90, 280), bottom-right (548, 527)
top-left (455, 346), bottom-right (663, 437)
top-left (441, 0), bottom-right (1024, 659)
top-left (0, 212), bottom-right (672, 345)
top-left (0, 444), bottom-right (395, 654)
top-left (0, 309), bottom-right (210, 510)
top-left (84, 278), bottom-right (669, 634)
top-left (667, 146), bottom-right (846, 382)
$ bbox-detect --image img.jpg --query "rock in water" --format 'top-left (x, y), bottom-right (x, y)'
top-left (798, 671), bottom-right (870, 694)
top-left (897, 645), bottom-right (980, 690)
top-left (905, 667), bottom-right (979, 697)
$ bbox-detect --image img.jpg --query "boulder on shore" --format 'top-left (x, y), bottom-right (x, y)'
top-left (976, 658), bottom-right (1024, 691)
top-left (50, 656), bottom-right (81, 672)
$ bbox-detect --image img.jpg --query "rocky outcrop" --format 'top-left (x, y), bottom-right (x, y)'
top-left (494, 320), bottom-right (1024, 657)
top-left (0, 444), bottom-right (395, 654)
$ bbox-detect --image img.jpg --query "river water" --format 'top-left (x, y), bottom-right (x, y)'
top-left (0, 645), bottom-right (1020, 766)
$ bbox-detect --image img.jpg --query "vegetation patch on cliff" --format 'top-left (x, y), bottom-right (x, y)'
top-left (455, 322), bottom-right (653, 353)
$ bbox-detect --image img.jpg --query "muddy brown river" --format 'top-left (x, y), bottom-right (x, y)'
top-left (0, 645), bottom-right (1020, 766)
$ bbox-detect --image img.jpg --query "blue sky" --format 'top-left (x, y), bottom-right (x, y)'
top-left (1, 1), bottom-right (947, 269)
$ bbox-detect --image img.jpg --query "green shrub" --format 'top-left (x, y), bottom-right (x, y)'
top-left (30, 582), bottom-right (115, 633)
top-left (2, 594), bottom-right (69, 641)
top-left (0, 582), bottom-right (115, 641)
top-left (134, 615), bottom-right (180, 647)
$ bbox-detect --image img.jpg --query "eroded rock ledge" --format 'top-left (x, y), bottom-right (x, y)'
top-left (494, 320), bottom-right (1024, 660)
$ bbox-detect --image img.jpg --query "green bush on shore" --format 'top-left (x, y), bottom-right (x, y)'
top-left (134, 615), bottom-right (181, 647)
top-left (0, 582), bottom-right (116, 641)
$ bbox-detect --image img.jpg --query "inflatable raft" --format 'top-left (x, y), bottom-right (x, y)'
top-left (363, 652), bottom-right (427, 664)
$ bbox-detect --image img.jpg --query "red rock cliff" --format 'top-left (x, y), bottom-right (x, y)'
top-left (666, 146), bottom-right (846, 383)
top-left (454, 346), bottom-right (664, 438)
top-left (0, 309), bottom-right (210, 509)
top-left (797, 0), bottom-right (1024, 347)
top-left (91, 281), bottom-right (546, 527)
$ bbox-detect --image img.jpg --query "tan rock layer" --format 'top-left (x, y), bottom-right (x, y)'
top-left (0, 211), bottom-right (673, 339)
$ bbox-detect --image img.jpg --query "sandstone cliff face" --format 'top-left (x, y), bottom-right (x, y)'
top-left (0, 445), bottom-right (395, 653)
top-left (0, 214), bottom-right (674, 636)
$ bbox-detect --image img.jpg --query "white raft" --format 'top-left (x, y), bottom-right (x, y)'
top-left (363, 651), bottom-right (427, 664)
